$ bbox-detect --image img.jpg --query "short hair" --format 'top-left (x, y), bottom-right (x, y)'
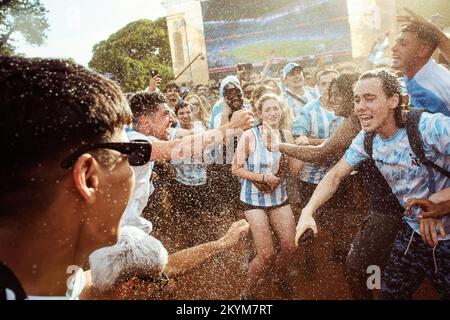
top-left (128, 92), bottom-right (167, 123)
top-left (0, 56), bottom-right (132, 197)
top-left (0, 56), bottom-right (131, 171)
top-left (195, 84), bottom-right (207, 91)
top-left (401, 23), bottom-right (439, 53)
top-left (174, 101), bottom-right (191, 115)
top-left (165, 82), bottom-right (179, 92)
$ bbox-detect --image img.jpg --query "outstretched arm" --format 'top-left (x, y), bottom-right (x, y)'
top-left (151, 108), bottom-right (254, 161)
top-left (164, 220), bottom-right (249, 278)
top-left (295, 157), bottom-right (354, 245)
top-left (264, 115), bottom-right (360, 165)
top-left (82, 220), bottom-right (250, 299)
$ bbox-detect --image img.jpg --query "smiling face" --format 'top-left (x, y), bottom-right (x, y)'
top-left (147, 103), bottom-right (175, 141)
top-left (196, 85), bottom-right (208, 97)
top-left (165, 86), bottom-right (180, 103)
top-left (285, 67), bottom-right (305, 90)
top-left (354, 77), bottom-right (398, 134)
top-left (391, 31), bottom-right (432, 79)
top-left (258, 98), bottom-right (282, 129)
top-left (187, 97), bottom-right (201, 116)
top-left (329, 83), bottom-right (345, 116)
top-left (176, 104), bottom-right (194, 128)
top-left (224, 87), bottom-right (243, 112)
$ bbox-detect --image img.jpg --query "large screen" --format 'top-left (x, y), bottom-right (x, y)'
top-left (201, 0), bottom-right (352, 72)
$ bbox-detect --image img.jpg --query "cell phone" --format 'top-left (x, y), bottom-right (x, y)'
top-left (150, 69), bottom-right (159, 78)
top-left (237, 63), bottom-right (253, 72)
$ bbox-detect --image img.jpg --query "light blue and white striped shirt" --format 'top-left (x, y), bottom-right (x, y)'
top-left (170, 124), bottom-right (208, 186)
top-left (405, 58), bottom-right (450, 116)
top-left (240, 126), bottom-right (287, 207)
top-left (293, 98), bottom-right (344, 184)
top-left (280, 87), bottom-right (318, 118)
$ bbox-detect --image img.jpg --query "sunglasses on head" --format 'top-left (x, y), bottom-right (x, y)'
top-left (60, 139), bottom-right (152, 169)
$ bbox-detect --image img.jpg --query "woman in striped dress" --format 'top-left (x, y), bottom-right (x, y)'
top-left (232, 94), bottom-right (302, 298)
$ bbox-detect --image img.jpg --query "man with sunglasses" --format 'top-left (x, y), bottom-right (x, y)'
top-left (0, 56), bottom-right (252, 299)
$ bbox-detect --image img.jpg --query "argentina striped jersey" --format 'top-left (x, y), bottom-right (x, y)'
top-left (240, 127), bottom-right (287, 207)
top-left (293, 99), bottom-right (344, 184)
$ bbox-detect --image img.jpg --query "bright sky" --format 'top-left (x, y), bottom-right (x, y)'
top-left (14, 0), bottom-right (166, 66)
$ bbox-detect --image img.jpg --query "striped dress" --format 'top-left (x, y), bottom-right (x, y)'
top-left (240, 126), bottom-right (287, 207)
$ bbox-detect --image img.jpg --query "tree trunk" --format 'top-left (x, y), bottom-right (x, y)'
top-left (0, 29), bottom-right (14, 48)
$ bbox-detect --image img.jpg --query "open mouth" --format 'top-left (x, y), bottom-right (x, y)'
top-left (359, 115), bottom-right (373, 127)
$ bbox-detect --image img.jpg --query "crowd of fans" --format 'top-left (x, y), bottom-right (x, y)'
top-left (1, 7), bottom-right (450, 300)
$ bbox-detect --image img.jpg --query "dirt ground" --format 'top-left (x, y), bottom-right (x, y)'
top-left (150, 215), bottom-right (438, 300)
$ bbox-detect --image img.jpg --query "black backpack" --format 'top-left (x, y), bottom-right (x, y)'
top-left (363, 109), bottom-right (450, 193)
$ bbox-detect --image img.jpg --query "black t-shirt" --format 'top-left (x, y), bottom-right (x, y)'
top-left (0, 262), bottom-right (27, 300)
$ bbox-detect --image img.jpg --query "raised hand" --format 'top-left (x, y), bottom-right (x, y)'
top-left (229, 108), bottom-right (255, 130)
top-left (148, 75), bottom-right (162, 92)
top-left (220, 219), bottom-right (250, 248)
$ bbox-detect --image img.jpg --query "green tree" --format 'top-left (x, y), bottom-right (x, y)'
top-left (89, 18), bottom-right (173, 93)
top-left (0, 0), bottom-right (49, 55)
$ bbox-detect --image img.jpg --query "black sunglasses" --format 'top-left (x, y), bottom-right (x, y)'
top-left (60, 139), bottom-right (152, 169)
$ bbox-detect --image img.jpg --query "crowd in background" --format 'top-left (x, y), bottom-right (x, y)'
top-left (2, 7), bottom-right (450, 301)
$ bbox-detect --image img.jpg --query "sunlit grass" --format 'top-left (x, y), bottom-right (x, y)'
top-left (222, 39), bottom-right (337, 62)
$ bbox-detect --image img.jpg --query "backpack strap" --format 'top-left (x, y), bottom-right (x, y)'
top-left (285, 90), bottom-right (307, 105)
top-left (405, 109), bottom-right (450, 193)
top-left (363, 131), bottom-right (376, 159)
top-left (405, 109), bottom-right (427, 164)
top-left (406, 109), bottom-right (450, 179)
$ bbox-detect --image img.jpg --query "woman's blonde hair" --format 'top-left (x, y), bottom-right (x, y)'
top-left (255, 93), bottom-right (292, 130)
top-left (185, 93), bottom-right (210, 129)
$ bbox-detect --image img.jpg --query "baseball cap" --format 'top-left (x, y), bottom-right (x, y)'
top-left (282, 62), bottom-right (303, 80)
